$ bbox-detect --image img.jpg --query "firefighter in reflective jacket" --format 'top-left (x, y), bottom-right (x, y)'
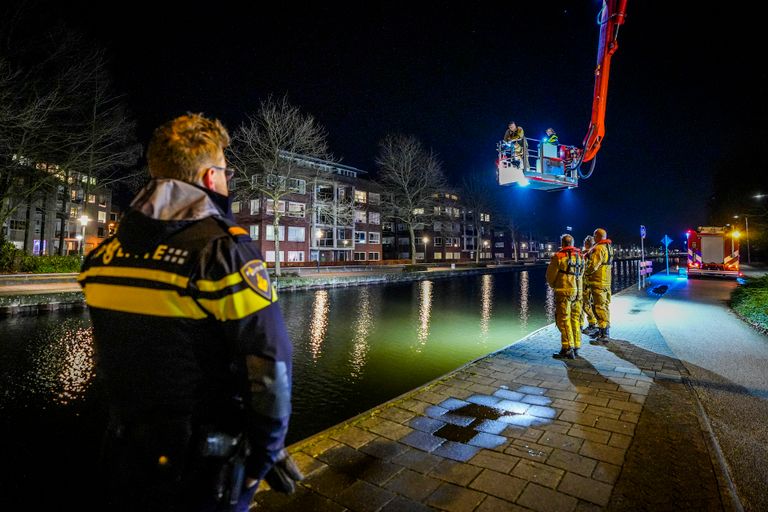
top-left (546, 234), bottom-right (584, 359)
top-left (581, 235), bottom-right (598, 335)
top-left (78, 114), bottom-right (301, 512)
top-left (585, 228), bottom-right (614, 340)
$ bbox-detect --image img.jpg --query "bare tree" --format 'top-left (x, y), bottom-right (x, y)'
top-left (495, 212), bottom-right (526, 262)
top-left (228, 96), bottom-right (330, 276)
top-left (376, 135), bottom-right (447, 264)
top-left (461, 172), bottom-right (498, 263)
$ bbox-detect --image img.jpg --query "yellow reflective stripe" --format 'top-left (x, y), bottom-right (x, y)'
top-left (196, 272), bottom-right (244, 292)
top-left (228, 226), bottom-right (248, 237)
top-left (83, 283), bottom-right (207, 319)
top-left (197, 288), bottom-right (272, 321)
top-left (78, 266), bottom-right (189, 288)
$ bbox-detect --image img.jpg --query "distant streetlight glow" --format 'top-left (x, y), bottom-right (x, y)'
top-left (79, 215), bottom-right (89, 256)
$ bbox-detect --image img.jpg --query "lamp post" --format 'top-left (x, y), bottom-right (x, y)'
top-left (734, 215), bottom-right (750, 264)
top-left (422, 236), bottom-right (429, 262)
top-left (79, 215), bottom-right (89, 256)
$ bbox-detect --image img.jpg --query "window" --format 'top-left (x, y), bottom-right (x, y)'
top-left (354, 231), bottom-right (366, 243)
top-left (481, 213), bottom-right (490, 222)
top-left (368, 192), bottom-right (380, 205)
top-left (382, 236), bottom-right (395, 246)
top-left (382, 222), bottom-right (393, 231)
top-left (288, 178), bottom-right (306, 194)
top-left (368, 232), bottom-right (380, 244)
top-left (265, 251), bottom-right (284, 262)
top-left (397, 237), bottom-right (410, 246)
top-left (70, 206), bottom-right (78, 218)
top-left (434, 252), bottom-right (443, 260)
top-left (316, 184), bottom-right (334, 201)
top-left (368, 252), bottom-right (380, 261)
top-left (88, 194), bottom-right (96, 204)
top-left (354, 252), bottom-right (366, 261)
top-left (287, 251), bottom-right (305, 262)
top-left (355, 190), bottom-right (367, 203)
top-left (413, 208), bottom-right (424, 215)
top-left (249, 225), bottom-right (260, 240)
top-left (250, 199), bottom-right (260, 214)
top-left (265, 200), bottom-right (285, 215)
top-left (434, 237), bottom-right (442, 246)
top-left (287, 226), bottom-right (305, 242)
top-left (98, 195), bottom-right (107, 207)
top-left (266, 225), bottom-right (285, 241)
top-left (231, 201), bottom-right (241, 213)
top-left (368, 212), bottom-right (380, 225)
top-left (97, 211), bottom-right (107, 223)
top-left (98, 227), bottom-right (105, 238)
top-left (495, 242), bottom-right (505, 248)
top-left (354, 210), bottom-right (366, 223)
top-left (287, 202), bottom-right (305, 218)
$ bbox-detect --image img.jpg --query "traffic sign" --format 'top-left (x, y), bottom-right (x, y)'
top-left (661, 235), bottom-right (672, 247)
top-left (640, 225), bottom-right (646, 239)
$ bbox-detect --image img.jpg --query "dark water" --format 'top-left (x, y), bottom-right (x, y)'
top-left (0, 261), bottom-right (650, 506)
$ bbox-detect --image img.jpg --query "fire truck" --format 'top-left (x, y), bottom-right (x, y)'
top-left (497, 0), bottom-right (628, 191)
top-left (686, 226), bottom-right (742, 278)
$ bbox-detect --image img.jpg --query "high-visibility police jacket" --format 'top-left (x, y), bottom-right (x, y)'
top-left (546, 246), bottom-right (584, 294)
top-left (78, 178), bottom-right (292, 479)
top-left (585, 239), bottom-right (614, 287)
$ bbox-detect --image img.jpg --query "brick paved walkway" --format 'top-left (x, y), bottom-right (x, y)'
top-left (252, 282), bottom-right (739, 511)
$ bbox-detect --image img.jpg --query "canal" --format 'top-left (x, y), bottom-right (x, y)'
top-left (0, 261), bottom-right (649, 506)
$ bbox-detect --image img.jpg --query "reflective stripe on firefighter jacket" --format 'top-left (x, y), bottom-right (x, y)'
top-left (585, 239), bottom-right (614, 287)
top-left (78, 178), bottom-right (292, 480)
top-left (546, 246), bottom-right (584, 294)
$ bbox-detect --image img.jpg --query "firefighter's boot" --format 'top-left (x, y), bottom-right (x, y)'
top-left (597, 327), bottom-right (610, 341)
top-left (553, 348), bottom-right (575, 360)
top-left (573, 348), bottom-right (580, 358)
top-left (582, 325), bottom-right (598, 335)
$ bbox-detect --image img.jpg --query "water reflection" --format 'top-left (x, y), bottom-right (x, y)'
top-left (479, 274), bottom-right (493, 342)
top-left (309, 290), bottom-right (330, 360)
top-left (349, 287), bottom-right (373, 378)
top-left (415, 280), bottom-right (433, 350)
top-left (519, 270), bottom-right (529, 327)
top-left (545, 283), bottom-right (555, 323)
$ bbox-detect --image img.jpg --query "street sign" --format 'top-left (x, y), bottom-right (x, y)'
top-left (566, 226), bottom-right (572, 232)
top-left (640, 225), bottom-right (646, 239)
top-left (661, 235), bottom-right (672, 247)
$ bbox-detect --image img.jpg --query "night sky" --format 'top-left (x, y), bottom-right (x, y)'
top-left (15, 1), bottom-right (767, 247)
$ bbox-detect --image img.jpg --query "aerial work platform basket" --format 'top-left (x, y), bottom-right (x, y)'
top-left (496, 138), bottom-right (580, 191)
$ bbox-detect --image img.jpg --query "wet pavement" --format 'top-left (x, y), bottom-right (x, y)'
top-left (251, 271), bottom-right (767, 511)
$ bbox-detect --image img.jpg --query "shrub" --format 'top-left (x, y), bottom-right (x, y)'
top-left (731, 276), bottom-right (768, 332)
top-left (403, 264), bottom-right (428, 272)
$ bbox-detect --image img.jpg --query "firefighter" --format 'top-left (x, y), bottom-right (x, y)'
top-left (546, 233), bottom-right (584, 359)
top-left (585, 228), bottom-right (614, 340)
top-left (503, 121), bottom-right (529, 170)
top-left (581, 235), bottom-right (598, 335)
top-left (78, 114), bottom-right (302, 511)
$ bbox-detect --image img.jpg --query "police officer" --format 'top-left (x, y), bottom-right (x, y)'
top-left (581, 235), bottom-right (598, 335)
top-left (544, 127), bottom-right (559, 144)
top-left (79, 114), bottom-right (302, 511)
top-left (585, 228), bottom-right (614, 340)
top-left (546, 234), bottom-right (584, 359)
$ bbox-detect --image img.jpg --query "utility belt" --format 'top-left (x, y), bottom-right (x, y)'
top-left (199, 427), bottom-right (251, 507)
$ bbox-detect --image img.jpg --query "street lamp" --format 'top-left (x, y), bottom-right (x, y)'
top-left (79, 215), bottom-right (89, 256)
top-left (734, 215), bottom-right (750, 264)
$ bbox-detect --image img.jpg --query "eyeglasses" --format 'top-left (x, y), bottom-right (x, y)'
top-left (210, 165), bottom-right (235, 181)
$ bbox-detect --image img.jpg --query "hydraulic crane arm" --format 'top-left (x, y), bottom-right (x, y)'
top-left (581, 0), bottom-right (627, 164)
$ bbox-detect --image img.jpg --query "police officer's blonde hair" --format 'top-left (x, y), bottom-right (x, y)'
top-left (147, 113), bottom-right (231, 182)
top-left (560, 234), bottom-right (573, 248)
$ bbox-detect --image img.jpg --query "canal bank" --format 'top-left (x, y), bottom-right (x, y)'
top-left (251, 271), bottom-right (757, 512)
top-left (0, 263), bottom-right (547, 316)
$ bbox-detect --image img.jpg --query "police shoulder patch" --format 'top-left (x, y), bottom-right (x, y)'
top-left (240, 259), bottom-right (272, 300)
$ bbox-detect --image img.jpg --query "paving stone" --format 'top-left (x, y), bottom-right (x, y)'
top-left (558, 410), bottom-right (599, 427)
top-left (400, 430), bottom-right (445, 452)
top-left (468, 383), bottom-right (498, 395)
top-left (380, 495), bottom-right (435, 512)
top-left (398, 398), bottom-right (432, 414)
top-left (369, 418), bottom-right (414, 440)
top-left (384, 467), bottom-right (443, 501)
top-left (290, 450), bottom-right (327, 477)
top-left (537, 431), bottom-right (584, 453)
top-left (439, 397), bottom-right (471, 410)
top-left (302, 437), bottom-right (341, 457)
top-left (538, 420), bottom-right (572, 435)
top-left (593, 416), bottom-right (635, 435)
top-left (256, 487), bottom-right (347, 512)
top-left (469, 469), bottom-right (527, 502)
top-left (330, 425), bottom-right (380, 448)
top-left (379, 406), bottom-right (417, 424)
top-left (359, 438), bottom-right (409, 461)
top-left (592, 461), bottom-right (621, 485)
top-left (574, 394), bottom-right (610, 407)
top-left (475, 495), bottom-right (531, 512)
top-left (429, 459), bottom-right (483, 485)
top-left (551, 398), bottom-right (589, 413)
top-left (475, 419), bottom-right (509, 435)
top-left (517, 482), bottom-right (578, 512)
top-left (391, 447), bottom-right (443, 473)
top-left (336, 479), bottom-right (396, 512)
top-left (567, 425), bottom-right (611, 445)
top-left (467, 432), bottom-right (507, 450)
top-left (619, 410), bottom-right (640, 424)
top-left (545, 389), bottom-right (579, 401)
top-left (526, 405), bottom-right (559, 419)
top-left (511, 458), bottom-right (565, 488)
top-left (493, 389), bottom-right (525, 401)
top-left (584, 404), bottom-right (622, 420)
top-left (499, 414), bottom-right (550, 428)
top-left (608, 433), bottom-right (632, 450)
top-left (425, 405), bottom-right (449, 418)
top-left (606, 399), bottom-right (642, 413)
top-left (516, 385), bottom-right (548, 395)
top-left (426, 482), bottom-right (487, 512)
top-left (469, 449), bottom-right (520, 473)
top-left (579, 440), bottom-right (626, 466)
top-left (505, 440), bottom-right (553, 462)
top-left (495, 400), bottom-right (531, 414)
top-left (557, 472), bottom-right (613, 506)
top-left (522, 394), bottom-right (554, 406)
top-left (303, 466), bottom-right (358, 499)
top-left (409, 416), bottom-right (447, 434)
top-left (433, 440), bottom-right (481, 462)
top-left (545, 448), bottom-right (598, 477)
top-left (502, 427), bottom-right (542, 443)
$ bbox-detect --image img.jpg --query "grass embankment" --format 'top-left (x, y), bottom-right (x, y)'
top-left (731, 275), bottom-right (768, 333)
